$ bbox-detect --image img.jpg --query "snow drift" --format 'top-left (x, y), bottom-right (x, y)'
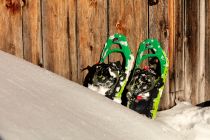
top-left (157, 102), bottom-right (210, 140)
top-left (0, 51), bottom-right (210, 140)
top-left (0, 51), bottom-right (181, 140)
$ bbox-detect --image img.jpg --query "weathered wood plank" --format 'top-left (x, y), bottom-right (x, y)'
top-left (68, 0), bottom-right (78, 82)
top-left (108, 0), bottom-right (148, 62)
top-left (184, 0), bottom-right (205, 105)
top-left (169, 0), bottom-right (185, 96)
top-left (148, 0), bottom-right (172, 109)
top-left (205, 0), bottom-right (210, 101)
top-left (77, 0), bottom-right (107, 84)
top-left (174, 0), bottom-right (185, 101)
top-left (198, 0), bottom-right (206, 103)
top-left (149, 0), bottom-right (168, 49)
top-left (22, 0), bottom-right (42, 66)
top-left (168, 0), bottom-right (176, 93)
top-left (0, 0), bottom-right (23, 57)
top-left (42, 0), bottom-right (70, 78)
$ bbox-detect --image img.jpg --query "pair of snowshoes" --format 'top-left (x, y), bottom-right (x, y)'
top-left (83, 34), bottom-right (168, 119)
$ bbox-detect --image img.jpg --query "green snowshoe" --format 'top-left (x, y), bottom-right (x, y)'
top-left (83, 34), bottom-right (134, 103)
top-left (125, 39), bottom-right (168, 119)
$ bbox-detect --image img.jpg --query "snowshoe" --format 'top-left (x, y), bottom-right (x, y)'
top-left (83, 34), bottom-right (134, 103)
top-left (125, 39), bottom-right (168, 119)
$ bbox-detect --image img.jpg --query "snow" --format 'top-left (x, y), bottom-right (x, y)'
top-left (88, 84), bottom-right (109, 96)
top-left (157, 102), bottom-right (210, 140)
top-left (0, 50), bottom-right (209, 140)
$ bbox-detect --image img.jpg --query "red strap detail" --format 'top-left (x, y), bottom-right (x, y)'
top-left (137, 95), bottom-right (143, 101)
top-left (143, 66), bottom-right (150, 70)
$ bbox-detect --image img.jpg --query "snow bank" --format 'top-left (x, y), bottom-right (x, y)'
top-left (1, 51), bottom-right (209, 140)
top-left (157, 102), bottom-right (210, 140)
top-left (0, 51), bottom-right (182, 140)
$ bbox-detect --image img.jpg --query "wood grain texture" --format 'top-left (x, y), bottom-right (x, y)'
top-left (148, 0), bottom-right (172, 109)
top-left (77, 0), bottom-right (107, 84)
top-left (174, 0), bottom-right (185, 101)
top-left (68, 0), bottom-right (78, 82)
top-left (42, 0), bottom-right (70, 78)
top-left (168, 0), bottom-right (175, 93)
top-left (205, 0), bottom-right (210, 100)
top-left (198, 0), bottom-right (206, 103)
top-left (0, 0), bottom-right (23, 57)
top-left (169, 0), bottom-right (185, 95)
top-left (184, 0), bottom-right (205, 105)
top-left (108, 0), bottom-right (148, 62)
top-left (22, 0), bottom-right (42, 65)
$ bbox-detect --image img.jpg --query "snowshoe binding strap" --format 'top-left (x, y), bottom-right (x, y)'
top-left (126, 39), bottom-right (168, 119)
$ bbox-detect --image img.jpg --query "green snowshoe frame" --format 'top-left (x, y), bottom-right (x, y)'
top-left (133, 38), bottom-right (169, 119)
top-left (99, 33), bottom-right (134, 101)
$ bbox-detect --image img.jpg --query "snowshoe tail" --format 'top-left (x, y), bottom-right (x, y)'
top-left (83, 34), bottom-right (134, 103)
top-left (126, 39), bottom-right (169, 119)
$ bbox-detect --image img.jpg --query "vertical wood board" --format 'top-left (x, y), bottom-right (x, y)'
top-left (42, 0), bottom-right (70, 78)
top-left (0, 0), bottom-right (23, 57)
top-left (149, 0), bottom-right (171, 109)
top-left (77, 0), bottom-right (107, 83)
top-left (174, 0), bottom-right (185, 101)
top-left (22, 0), bottom-right (42, 65)
top-left (108, 0), bottom-right (148, 63)
top-left (184, 0), bottom-right (205, 104)
top-left (198, 0), bottom-right (205, 103)
top-left (68, 0), bottom-right (78, 82)
top-left (205, 0), bottom-right (210, 100)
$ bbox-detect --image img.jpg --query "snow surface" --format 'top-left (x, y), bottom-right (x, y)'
top-left (0, 51), bottom-right (209, 140)
top-left (88, 84), bottom-right (109, 96)
top-left (157, 102), bottom-right (210, 140)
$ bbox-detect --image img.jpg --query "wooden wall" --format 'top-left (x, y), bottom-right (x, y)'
top-left (0, 0), bottom-right (209, 109)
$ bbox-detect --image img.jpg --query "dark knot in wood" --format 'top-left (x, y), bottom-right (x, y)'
top-left (5, 0), bottom-right (24, 14)
top-left (89, 0), bottom-right (97, 7)
top-left (148, 0), bottom-right (159, 6)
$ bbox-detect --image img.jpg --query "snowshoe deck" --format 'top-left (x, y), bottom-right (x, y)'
top-left (83, 34), bottom-right (134, 103)
top-left (83, 35), bottom-right (168, 119)
top-left (125, 39), bottom-right (168, 119)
